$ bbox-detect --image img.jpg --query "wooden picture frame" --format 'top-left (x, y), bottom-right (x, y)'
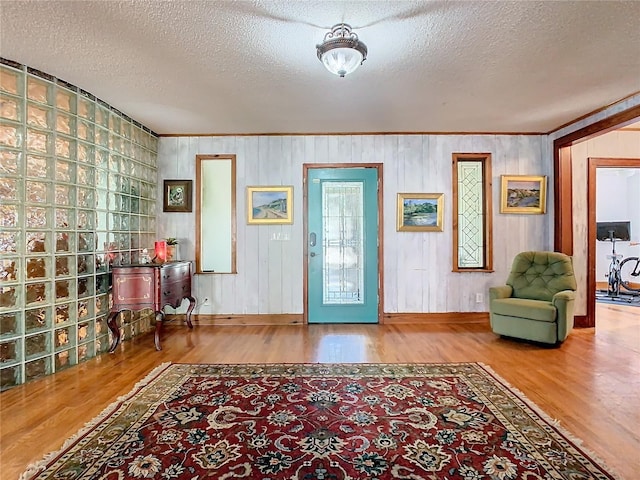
top-left (500, 175), bottom-right (547, 214)
top-left (247, 186), bottom-right (293, 224)
top-left (163, 180), bottom-right (193, 212)
top-left (397, 193), bottom-right (444, 231)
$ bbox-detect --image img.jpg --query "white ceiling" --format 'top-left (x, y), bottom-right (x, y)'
top-left (1, 0), bottom-right (639, 135)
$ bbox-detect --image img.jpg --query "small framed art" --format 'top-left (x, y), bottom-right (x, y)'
top-left (500, 175), bottom-right (547, 214)
top-left (397, 193), bottom-right (444, 231)
top-left (247, 186), bottom-right (293, 224)
top-left (163, 180), bottom-right (193, 212)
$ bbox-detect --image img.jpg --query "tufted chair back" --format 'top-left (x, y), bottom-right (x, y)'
top-left (506, 251), bottom-right (577, 302)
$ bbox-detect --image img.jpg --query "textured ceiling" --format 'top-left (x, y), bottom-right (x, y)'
top-left (1, 0), bottom-right (639, 135)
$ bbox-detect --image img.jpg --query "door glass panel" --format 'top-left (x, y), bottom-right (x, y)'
top-left (322, 182), bottom-right (364, 304)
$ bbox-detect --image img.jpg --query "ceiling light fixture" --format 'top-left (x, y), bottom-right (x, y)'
top-left (316, 23), bottom-right (367, 78)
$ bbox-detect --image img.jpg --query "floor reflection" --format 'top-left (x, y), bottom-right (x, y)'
top-left (315, 334), bottom-right (368, 363)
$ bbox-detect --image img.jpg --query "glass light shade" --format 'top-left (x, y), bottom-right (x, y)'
top-left (316, 24), bottom-right (367, 78)
top-left (321, 47), bottom-right (364, 77)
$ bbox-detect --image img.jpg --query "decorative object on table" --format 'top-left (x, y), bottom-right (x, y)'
top-left (246, 186), bottom-right (293, 224)
top-left (21, 363), bottom-right (620, 480)
top-left (316, 23), bottom-right (367, 77)
top-left (140, 248), bottom-right (150, 264)
top-left (165, 237), bottom-right (178, 261)
top-left (152, 240), bottom-right (167, 263)
top-left (489, 251), bottom-right (577, 344)
top-left (500, 175), bottom-right (547, 214)
top-left (163, 179), bottom-right (193, 212)
top-left (397, 193), bottom-right (444, 231)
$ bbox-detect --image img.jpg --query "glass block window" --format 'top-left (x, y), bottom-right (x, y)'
top-left (452, 153), bottom-right (493, 272)
top-left (0, 60), bottom-right (158, 390)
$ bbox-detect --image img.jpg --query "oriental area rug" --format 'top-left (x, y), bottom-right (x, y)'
top-left (22, 363), bottom-right (620, 480)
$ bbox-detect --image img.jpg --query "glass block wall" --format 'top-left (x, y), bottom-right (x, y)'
top-left (0, 59), bottom-right (158, 390)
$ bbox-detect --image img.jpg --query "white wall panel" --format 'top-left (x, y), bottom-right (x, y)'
top-left (382, 136), bottom-right (399, 313)
top-left (158, 133), bottom-right (550, 317)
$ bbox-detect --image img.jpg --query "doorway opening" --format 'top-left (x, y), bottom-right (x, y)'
top-left (554, 105), bottom-right (640, 327)
top-left (588, 160), bottom-right (640, 310)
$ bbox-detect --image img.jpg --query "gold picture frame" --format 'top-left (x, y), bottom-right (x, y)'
top-left (397, 193), bottom-right (444, 231)
top-left (500, 175), bottom-right (547, 214)
top-left (247, 186), bottom-right (293, 224)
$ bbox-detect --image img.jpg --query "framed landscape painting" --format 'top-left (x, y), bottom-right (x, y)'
top-left (397, 193), bottom-right (444, 231)
top-left (247, 186), bottom-right (293, 224)
top-left (500, 175), bottom-right (547, 214)
top-left (163, 180), bottom-right (192, 212)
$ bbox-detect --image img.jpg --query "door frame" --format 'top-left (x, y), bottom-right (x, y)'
top-left (587, 158), bottom-right (640, 323)
top-left (302, 163), bottom-right (384, 324)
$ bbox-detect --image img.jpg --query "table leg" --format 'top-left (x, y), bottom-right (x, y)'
top-left (154, 311), bottom-right (165, 351)
top-left (107, 311), bottom-right (121, 353)
top-left (185, 296), bottom-right (196, 328)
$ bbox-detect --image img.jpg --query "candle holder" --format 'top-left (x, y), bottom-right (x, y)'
top-left (153, 241), bottom-right (167, 263)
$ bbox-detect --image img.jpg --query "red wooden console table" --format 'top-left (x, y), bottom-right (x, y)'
top-left (107, 261), bottom-right (196, 352)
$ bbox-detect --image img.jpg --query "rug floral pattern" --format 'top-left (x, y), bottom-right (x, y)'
top-left (23, 363), bottom-right (617, 479)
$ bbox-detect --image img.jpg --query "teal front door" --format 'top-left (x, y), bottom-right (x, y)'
top-left (307, 167), bottom-right (380, 323)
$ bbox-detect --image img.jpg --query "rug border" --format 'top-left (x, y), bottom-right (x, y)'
top-left (19, 361), bottom-right (623, 480)
top-left (476, 362), bottom-right (623, 480)
top-left (19, 362), bottom-right (173, 480)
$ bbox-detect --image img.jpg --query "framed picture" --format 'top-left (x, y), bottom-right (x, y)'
top-left (247, 186), bottom-right (293, 224)
top-left (500, 175), bottom-right (547, 214)
top-left (163, 180), bottom-right (193, 212)
top-left (397, 193), bottom-right (444, 231)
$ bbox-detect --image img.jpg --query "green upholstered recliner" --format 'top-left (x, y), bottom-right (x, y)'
top-left (489, 251), bottom-right (577, 345)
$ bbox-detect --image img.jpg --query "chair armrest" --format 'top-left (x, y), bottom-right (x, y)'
top-left (489, 285), bottom-right (513, 300)
top-left (553, 290), bottom-right (576, 341)
top-left (553, 290), bottom-right (575, 303)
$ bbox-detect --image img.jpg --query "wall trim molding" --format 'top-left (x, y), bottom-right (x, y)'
top-left (168, 312), bottom-right (606, 329)
top-left (166, 312), bottom-right (490, 326)
top-left (548, 90), bottom-right (640, 135)
top-left (382, 312), bottom-right (489, 324)
top-left (158, 131), bottom-right (544, 138)
top-left (190, 314), bottom-right (304, 325)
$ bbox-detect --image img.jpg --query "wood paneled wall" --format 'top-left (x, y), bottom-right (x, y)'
top-left (157, 134), bottom-right (549, 317)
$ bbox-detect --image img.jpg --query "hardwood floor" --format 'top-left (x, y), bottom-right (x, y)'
top-left (1, 304), bottom-right (639, 479)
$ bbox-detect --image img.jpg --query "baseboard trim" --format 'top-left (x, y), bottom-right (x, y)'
top-left (165, 312), bottom-right (489, 326)
top-left (191, 314), bottom-right (304, 325)
top-left (383, 312), bottom-right (489, 324)
top-left (574, 315), bottom-right (590, 328)
top-left (158, 311), bottom-right (594, 330)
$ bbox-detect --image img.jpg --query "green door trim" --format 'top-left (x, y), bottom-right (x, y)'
top-left (303, 163), bottom-right (384, 324)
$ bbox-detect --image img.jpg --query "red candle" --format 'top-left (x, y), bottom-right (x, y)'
top-left (154, 241), bottom-right (167, 263)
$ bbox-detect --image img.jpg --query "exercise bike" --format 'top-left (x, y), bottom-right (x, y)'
top-left (604, 230), bottom-right (640, 298)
